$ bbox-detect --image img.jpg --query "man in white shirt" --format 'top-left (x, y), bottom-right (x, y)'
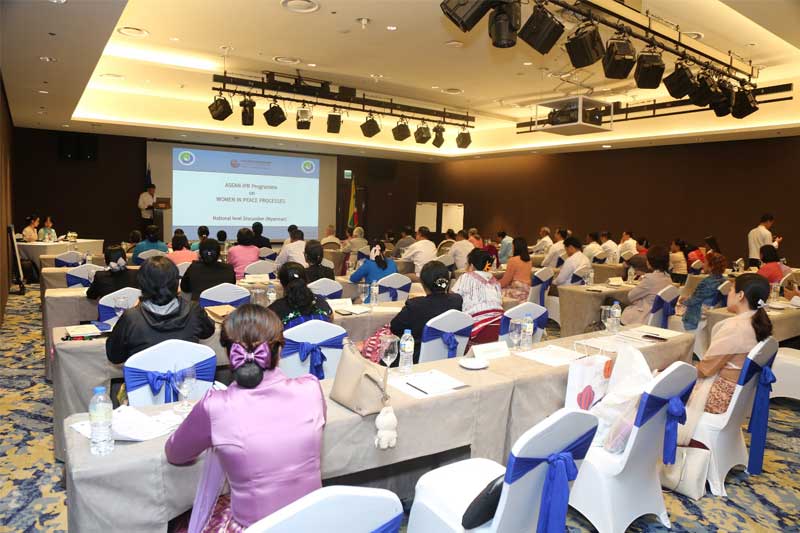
top-left (401, 226), bottom-right (437, 275)
top-left (137, 184), bottom-right (156, 231)
top-left (542, 229), bottom-right (568, 268)
top-left (618, 230), bottom-right (638, 261)
top-left (282, 224), bottom-right (298, 247)
top-left (583, 232), bottom-right (602, 262)
top-left (599, 231), bottom-right (619, 264)
top-left (531, 226), bottom-right (553, 254)
top-left (496, 231), bottom-right (514, 264)
top-left (320, 224), bottom-right (340, 247)
top-left (747, 213), bottom-right (782, 267)
top-left (392, 226), bottom-right (416, 258)
top-left (275, 228), bottom-right (307, 268)
top-left (448, 229), bottom-right (474, 270)
top-left (554, 237), bottom-right (592, 286)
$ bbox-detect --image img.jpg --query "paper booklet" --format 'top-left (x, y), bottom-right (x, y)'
top-left (65, 324), bottom-right (103, 337)
top-left (516, 345), bottom-right (583, 367)
top-left (70, 405), bottom-right (184, 442)
top-left (389, 369), bottom-right (467, 399)
top-left (205, 304), bottom-right (236, 323)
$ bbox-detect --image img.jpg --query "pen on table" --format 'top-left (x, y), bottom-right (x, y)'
top-left (405, 382), bottom-right (428, 395)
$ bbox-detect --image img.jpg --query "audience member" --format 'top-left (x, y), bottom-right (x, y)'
top-left (269, 262), bottom-right (332, 329)
top-left (349, 240), bottom-right (397, 296)
top-left (542, 229), bottom-right (568, 268)
top-left (680, 252), bottom-right (728, 331)
top-left (686, 244), bottom-right (706, 266)
top-left (626, 254), bottom-right (650, 281)
top-left (38, 216), bottom-right (57, 242)
top-left (304, 240), bottom-right (335, 282)
top-left (392, 226), bottom-right (416, 258)
top-left (275, 228), bottom-right (307, 268)
top-left (669, 239), bottom-right (689, 282)
top-left (180, 239), bottom-right (235, 300)
top-left (531, 226), bottom-right (553, 254)
top-left (495, 231), bottom-right (514, 265)
top-left (132, 225), bottom-right (168, 264)
top-left (618, 230), bottom-right (638, 260)
top-left (126, 230), bottom-right (142, 254)
top-left (636, 237), bottom-right (650, 255)
top-left (86, 245), bottom-right (138, 300)
top-left (21, 215), bottom-right (39, 242)
top-left (499, 237), bottom-right (532, 303)
top-left (401, 226), bottom-right (437, 275)
top-left (757, 244), bottom-right (791, 283)
top-left (467, 228), bottom-right (482, 248)
top-left (554, 237), bottom-right (591, 286)
top-left (167, 234), bottom-right (198, 265)
top-left (704, 235), bottom-right (721, 255)
top-left (216, 230), bottom-right (228, 247)
top-left (453, 248), bottom-right (503, 342)
top-left (190, 226), bottom-right (210, 251)
top-left (599, 231), bottom-right (619, 264)
top-left (283, 224), bottom-right (298, 247)
top-left (449, 229), bottom-right (475, 270)
top-left (342, 226), bottom-right (368, 254)
top-left (583, 232), bottom-right (602, 262)
top-left (226, 228), bottom-right (260, 280)
top-left (320, 224), bottom-right (340, 247)
top-left (748, 213), bottom-right (781, 268)
top-left (621, 246), bottom-right (672, 325)
top-left (442, 229), bottom-right (457, 246)
top-left (251, 222), bottom-right (272, 249)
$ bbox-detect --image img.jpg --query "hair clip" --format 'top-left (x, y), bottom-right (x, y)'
top-left (757, 298), bottom-right (768, 309)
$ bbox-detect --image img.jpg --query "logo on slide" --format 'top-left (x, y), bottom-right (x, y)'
top-left (301, 160), bottom-right (316, 174)
top-left (230, 159), bottom-right (240, 168)
top-left (177, 151), bottom-right (196, 166)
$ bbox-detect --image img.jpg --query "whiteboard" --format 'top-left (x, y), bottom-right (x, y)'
top-left (415, 202), bottom-right (438, 231)
top-left (441, 203), bottom-right (464, 233)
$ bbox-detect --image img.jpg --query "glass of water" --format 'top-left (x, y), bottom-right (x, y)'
top-left (509, 319), bottom-right (523, 350)
top-left (360, 282), bottom-right (370, 304)
top-left (379, 334), bottom-right (399, 377)
top-left (250, 287), bottom-right (268, 307)
top-left (114, 295), bottom-right (127, 317)
top-left (770, 283), bottom-right (780, 302)
top-left (173, 363), bottom-right (196, 414)
top-left (600, 305), bottom-right (611, 330)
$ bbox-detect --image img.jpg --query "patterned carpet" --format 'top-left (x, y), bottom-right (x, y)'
top-left (0, 287), bottom-right (798, 532)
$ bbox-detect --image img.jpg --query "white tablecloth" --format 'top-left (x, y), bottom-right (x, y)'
top-left (592, 264), bottom-right (626, 284)
top-left (18, 239), bottom-right (103, 269)
top-left (39, 253), bottom-right (106, 270)
top-left (557, 284), bottom-right (634, 337)
top-left (706, 302), bottom-right (800, 345)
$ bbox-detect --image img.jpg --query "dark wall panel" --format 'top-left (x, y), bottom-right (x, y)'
top-left (0, 74), bottom-right (13, 321)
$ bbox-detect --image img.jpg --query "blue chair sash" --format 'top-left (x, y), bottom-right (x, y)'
top-left (259, 251), bottom-right (278, 261)
top-left (123, 355), bottom-right (216, 403)
top-left (570, 273), bottom-right (586, 285)
top-left (284, 313), bottom-right (329, 331)
top-left (634, 380), bottom-right (695, 464)
top-left (198, 295), bottom-right (250, 308)
top-left (592, 256), bottom-right (606, 264)
top-left (378, 283), bottom-right (412, 301)
top-left (97, 303), bottom-right (119, 323)
top-left (66, 273), bottom-right (91, 287)
top-left (504, 426), bottom-right (597, 533)
top-left (689, 267), bottom-right (702, 275)
top-left (556, 256), bottom-right (565, 267)
top-left (531, 277), bottom-right (552, 307)
top-left (90, 320), bottom-right (112, 331)
top-left (56, 258), bottom-right (82, 268)
top-left (282, 332), bottom-right (346, 380)
top-left (649, 294), bottom-right (677, 329)
top-left (371, 512), bottom-right (403, 533)
top-left (738, 354), bottom-right (777, 474)
top-left (357, 251), bottom-right (369, 262)
top-left (324, 290), bottom-right (343, 299)
top-left (420, 324), bottom-right (472, 358)
top-left (499, 311), bottom-right (549, 335)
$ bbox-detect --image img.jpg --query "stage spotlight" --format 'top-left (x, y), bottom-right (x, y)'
top-left (208, 95), bottom-right (233, 121)
top-left (263, 102), bottom-right (287, 127)
top-left (710, 79), bottom-right (734, 117)
top-left (414, 122), bottom-right (432, 144)
top-left (239, 98), bottom-right (255, 126)
top-left (440, 0), bottom-right (492, 32)
top-left (488, 1), bottom-right (520, 48)
top-left (392, 119), bottom-right (411, 141)
top-left (602, 32), bottom-right (636, 79)
top-left (663, 62), bottom-right (695, 99)
top-left (432, 124), bottom-right (445, 148)
top-left (456, 127), bottom-right (471, 149)
top-left (518, 2), bottom-right (564, 55)
top-left (327, 112), bottom-right (342, 133)
top-left (732, 86), bottom-right (759, 119)
top-left (360, 114), bottom-right (381, 137)
top-left (633, 47), bottom-right (665, 89)
top-left (565, 22), bottom-right (605, 68)
top-left (688, 71), bottom-right (720, 107)
top-left (296, 106), bottom-right (312, 130)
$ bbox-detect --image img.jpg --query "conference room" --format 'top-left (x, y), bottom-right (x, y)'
top-left (2, 0), bottom-right (800, 531)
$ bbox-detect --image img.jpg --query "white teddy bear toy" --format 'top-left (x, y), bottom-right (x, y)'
top-left (374, 406), bottom-right (398, 449)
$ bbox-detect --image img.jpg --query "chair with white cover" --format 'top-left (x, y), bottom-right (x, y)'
top-left (321, 241), bottom-right (341, 251)
top-left (620, 250), bottom-right (635, 262)
top-left (308, 278), bottom-right (344, 299)
top-left (418, 309), bottom-right (474, 363)
top-left (569, 361), bottom-right (698, 533)
top-left (138, 248), bottom-right (167, 262)
top-left (176, 261), bottom-right (192, 278)
top-left (245, 486), bottom-right (403, 533)
top-left (499, 302), bottom-right (548, 345)
top-left (97, 287), bottom-right (142, 328)
top-left (376, 273), bottom-right (413, 303)
top-left (592, 251), bottom-right (608, 264)
top-left (280, 320), bottom-right (346, 380)
top-left (437, 240), bottom-right (455, 256)
top-left (54, 250), bottom-right (84, 267)
top-left (321, 258), bottom-right (335, 269)
top-left (66, 263), bottom-right (104, 287)
top-left (244, 260), bottom-right (277, 278)
top-left (198, 282), bottom-right (251, 308)
top-left (259, 247), bottom-right (278, 261)
top-left (407, 409), bottom-right (598, 533)
top-left (771, 347), bottom-right (800, 401)
top-left (645, 284), bottom-right (681, 329)
top-left (556, 251), bottom-right (566, 268)
top-left (123, 339), bottom-right (216, 407)
top-left (692, 337), bottom-right (778, 496)
top-left (571, 264), bottom-right (592, 286)
top-left (436, 254), bottom-right (455, 268)
top-left (528, 267), bottom-right (554, 307)
top-left (780, 270), bottom-right (797, 289)
top-left (689, 259), bottom-right (704, 275)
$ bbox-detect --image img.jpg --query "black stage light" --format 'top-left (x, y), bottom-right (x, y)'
top-left (565, 22), bottom-right (605, 68)
top-left (240, 98), bottom-right (255, 126)
top-left (710, 80), bottom-right (734, 117)
top-left (208, 95), bottom-right (233, 121)
top-left (440, 0), bottom-right (492, 32)
top-left (488, 1), bottom-right (521, 48)
top-left (518, 2), bottom-right (564, 55)
top-left (602, 33), bottom-right (637, 79)
top-left (414, 123), bottom-right (432, 144)
top-left (392, 119), bottom-right (411, 141)
top-left (688, 72), bottom-right (720, 107)
top-left (456, 128), bottom-right (472, 148)
top-left (327, 112), bottom-right (342, 133)
top-left (360, 114), bottom-right (381, 137)
top-left (732, 87), bottom-right (759, 119)
top-left (264, 102), bottom-right (287, 127)
top-left (296, 107), bottom-right (312, 130)
top-left (432, 124), bottom-right (445, 148)
top-left (663, 62), bottom-right (695, 99)
top-left (633, 47), bottom-right (665, 89)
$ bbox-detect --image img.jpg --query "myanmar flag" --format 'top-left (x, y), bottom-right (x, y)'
top-left (347, 179), bottom-right (358, 227)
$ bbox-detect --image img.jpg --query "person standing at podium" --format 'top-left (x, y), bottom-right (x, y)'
top-left (138, 184), bottom-right (156, 232)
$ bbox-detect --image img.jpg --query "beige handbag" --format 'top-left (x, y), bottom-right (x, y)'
top-left (330, 341), bottom-right (390, 416)
top-left (660, 446), bottom-right (711, 500)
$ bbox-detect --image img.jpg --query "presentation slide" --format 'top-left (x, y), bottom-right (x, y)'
top-left (171, 147), bottom-right (320, 240)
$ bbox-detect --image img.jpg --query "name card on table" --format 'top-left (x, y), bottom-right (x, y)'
top-left (470, 341), bottom-right (510, 360)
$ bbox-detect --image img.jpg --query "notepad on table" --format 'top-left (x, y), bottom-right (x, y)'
top-left (516, 345), bottom-right (583, 367)
top-left (70, 405), bottom-right (183, 442)
top-left (65, 324), bottom-right (103, 337)
top-left (389, 370), bottom-right (467, 398)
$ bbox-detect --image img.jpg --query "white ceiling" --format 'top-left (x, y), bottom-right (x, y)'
top-left (2, 0), bottom-right (800, 161)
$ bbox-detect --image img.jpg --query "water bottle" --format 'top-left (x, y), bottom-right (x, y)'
top-left (85, 252), bottom-right (93, 265)
top-left (89, 386), bottom-right (114, 456)
top-left (399, 329), bottom-right (414, 374)
top-left (370, 281), bottom-right (379, 306)
top-left (586, 268), bottom-right (594, 286)
top-left (522, 313), bottom-right (534, 349)
top-left (610, 301), bottom-right (622, 334)
top-left (627, 266), bottom-right (636, 283)
top-left (266, 282), bottom-right (277, 305)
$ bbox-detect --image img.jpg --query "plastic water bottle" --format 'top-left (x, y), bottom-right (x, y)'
top-left (89, 386), bottom-right (114, 456)
top-left (85, 252), bottom-right (93, 265)
top-left (522, 313), bottom-right (534, 349)
top-left (399, 329), bottom-right (414, 374)
top-left (586, 268), bottom-right (594, 286)
top-left (627, 266), bottom-right (636, 283)
top-left (370, 281), bottom-right (379, 306)
top-left (610, 301), bottom-right (622, 333)
top-left (266, 282), bottom-right (277, 305)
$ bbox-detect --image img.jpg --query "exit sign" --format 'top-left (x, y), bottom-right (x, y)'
top-left (344, 169), bottom-right (353, 180)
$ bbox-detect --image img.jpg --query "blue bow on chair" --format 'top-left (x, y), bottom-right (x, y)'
top-left (531, 277), bottom-right (552, 307)
top-left (66, 273), bottom-right (91, 287)
top-left (283, 332), bottom-right (346, 380)
top-left (499, 311), bottom-right (549, 335)
top-left (421, 324), bottom-right (472, 358)
top-left (570, 273), bottom-right (586, 285)
top-left (199, 295), bottom-right (251, 308)
top-left (56, 259), bottom-right (82, 268)
top-left (649, 295), bottom-right (678, 329)
top-left (633, 380), bottom-right (695, 464)
top-left (378, 283), bottom-right (412, 301)
top-left (739, 354), bottom-right (777, 474)
top-left (504, 426), bottom-right (597, 533)
top-left (123, 356), bottom-right (216, 402)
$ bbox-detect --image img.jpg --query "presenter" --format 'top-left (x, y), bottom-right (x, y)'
top-left (137, 184), bottom-right (157, 232)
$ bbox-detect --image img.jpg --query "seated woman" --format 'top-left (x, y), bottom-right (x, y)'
top-left (669, 238), bottom-right (688, 283)
top-left (269, 262), bottom-right (332, 329)
top-left (678, 274), bottom-right (773, 445)
top-left (680, 252), bottom-right (728, 331)
top-left (190, 225), bottom-right (210, 251)
top-left (181, 239), bottom-right (236, 301)
top-left (453, 248), bottom-right (503, 343)
top-left (105, 256), bottom-right (215, 364)
top-left (38, 215), bottom-right (57, 242)
top-left (756, 244), bottom-right (790, 283)
top-left (304, 240), bottom-right (335, 283)
top-left (166, 304), bottom-right (325, 532)
top-left (500, 237), bottom-right (533, 303)
top-left (87, 245), bottom-right (139, 300)
top-left (349, 239), bottom-right (398, 296)
top-left (621, 246), bottom-right (673, 326)
top-left (167, 233), bottom-right (198, 265)
top-left (125, 230), bottom-right (142, 255)
top-left (132, 225), bottom-right (168, 264)
top-left (390, 261), bottom-right (463, 364)
top-left (21, 215), bottom-right (39, 242)
top-left (226, 228), bottom-right (260, 280)
top-left (636, 237), bottom-right (650, 255)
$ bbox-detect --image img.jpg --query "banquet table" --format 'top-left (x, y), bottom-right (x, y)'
top-left (557, 284), bottom-right (634, 337)
top-left (592, 263), bottom-right (626, 284)
top-left (17, 239), bottom-right (104, 269)
top-left (39, 254), bottom-right (106, 270)
top-left (706, 301), bottom-right (800, 344)
top-left (42, 288), bottom-right (98, 379)
top-left (39, 266), bottom-right (139, 303)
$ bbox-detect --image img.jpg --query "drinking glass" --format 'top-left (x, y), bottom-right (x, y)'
top-left (360, 282), bottom-right (370, 304)
top-left (770, 283), bottom-right (780, 302)
top-left (173, 363), bottom-right (196, 414)
top-left (379, 335), bottom-right (399, 380)
top-left (250, 287), bottom-right (268, 307)
top-left (600, 305), bottom-right (611, 330)
top-left (114, 295), bottom-right (127, 317)
top-left (509, 319), bottom-right (523, 351)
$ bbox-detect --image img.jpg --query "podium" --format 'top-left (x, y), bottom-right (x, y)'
top-left (153, 197), bottom-right (171, 241)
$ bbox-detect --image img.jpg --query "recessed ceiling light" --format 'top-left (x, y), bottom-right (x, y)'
top-left (522, 61), bottom-right (533, 66)
top-left (370, 73), bottom-right (384, 79)
top-left (746, 42), bottom-right (758, 47)
top-left (99, 73), bottom-right (125, 79)
top-left (219, 45), bottom-right (234, 54)
top-left (683, 31), bottom-right (704, 40)
top-left (49, 0), bottom-right (67, 4)
top-left (39, 56), bottom-right (57, 62)
top-left (602, 144), bottom-right (612, 148)
top-left (179, 133), bottom-right (188, 137)
top-left (431, 85), bottom-right (440, 89)
top-left (386, 25), bottom-right (398, 31)
top-left (273, 56), bottom-right (301, 65)
top-left (169, 37), bottom-right (180, 42)
top-left (445, 40), bottom-right (464, 48)
top-left (280, 0), bottom-right (320, 14)
top-left (306, 63), bottom-right (317, 67)
top-left (36, 110), bottom-right (47, 115)
top-left (62, 124), bottom-right (70, 128)
top-left (117, 26), bottom-right (149, 38)
top-left (441, 87), bottom-right (463, 95)
top-left (37, 89), bottom-right (49, 94)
